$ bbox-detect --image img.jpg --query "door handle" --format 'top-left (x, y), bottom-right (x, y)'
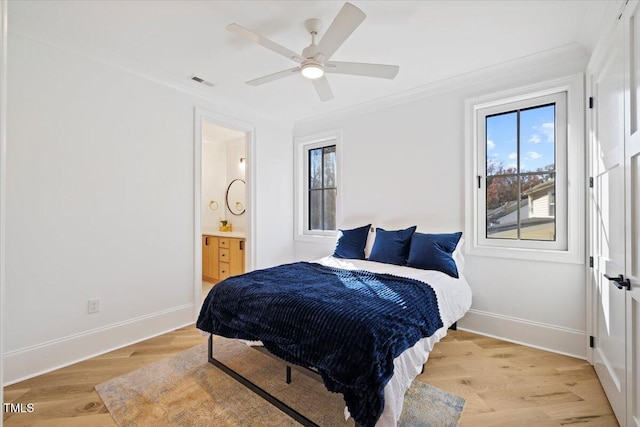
top-left (604, 274), bottom-right (631, 291)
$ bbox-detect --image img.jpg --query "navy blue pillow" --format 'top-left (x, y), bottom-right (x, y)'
top-left (333, 224), bottom-right (371, 260)
top-left (407, 232), bottom-right (463, 278)
top-left (368, 226), bottom-right (417, 265)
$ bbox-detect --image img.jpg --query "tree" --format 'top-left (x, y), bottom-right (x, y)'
top-left (486, 164), bottom-right (518, 210)
top-left (486, 163), bottom-right (547, 210)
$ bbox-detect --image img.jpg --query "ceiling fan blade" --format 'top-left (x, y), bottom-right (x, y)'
top-left (325, 61), bottom-right (399, 79)
top-left (312, 75), bottom-right (334, 102)
top-left (227, 23), bottom-right (305, 63)
top-left (246, 67), bottom-right (300, 86)
top-left (316, 2), bottom-right (366, 60)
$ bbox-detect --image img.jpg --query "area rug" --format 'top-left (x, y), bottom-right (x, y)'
top-left (96, 337), bottom-right (464, 427)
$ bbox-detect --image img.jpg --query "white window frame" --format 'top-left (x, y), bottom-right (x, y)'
top-left (478, 92), bottom-right (567, 251)
top-left (465, 74), bottom-right (585, 264)
top-left (294, 130), bottom-right (342, 242)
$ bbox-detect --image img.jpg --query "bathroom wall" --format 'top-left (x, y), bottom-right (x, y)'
top-left (201, 138), bottom-right (227, 229)
top-left (201, 132), bottom-right (246, 232)
top-left (224, 136), bottom-right (246, 232)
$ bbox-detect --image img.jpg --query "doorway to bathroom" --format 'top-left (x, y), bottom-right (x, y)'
top-left (194, 109), bottom-right (255, 316)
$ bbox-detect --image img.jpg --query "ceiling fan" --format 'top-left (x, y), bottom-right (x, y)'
top-left (227, 2), bottom-right (399, 102)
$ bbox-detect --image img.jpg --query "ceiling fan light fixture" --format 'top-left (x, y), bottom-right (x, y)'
top-left (227, 2), bottom-right (398, 101)
top-left (301, 62), bottom-right (324, 79)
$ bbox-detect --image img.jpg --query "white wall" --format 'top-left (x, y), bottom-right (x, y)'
top-left (4, 34), bottom-right (294, 383)
top-left (294, 46), bottom-right (589, 358)
top-left (201, 139), bottom-right (227, 229)
top-left (224, 136), bottom-right (246, 232)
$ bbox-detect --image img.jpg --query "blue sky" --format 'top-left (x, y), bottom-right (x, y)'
top-left (486, 104), bottom-right (555, 174)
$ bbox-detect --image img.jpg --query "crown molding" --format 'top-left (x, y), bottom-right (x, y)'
top-left (586, 0), bottom-right (628, 71)
top-left (295, 43), bottom-right (589, 128)
top-left (7, 32), bottom-right (292, 129)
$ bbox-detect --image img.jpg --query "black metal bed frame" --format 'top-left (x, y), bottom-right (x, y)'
top-left (206, 322), bottom-right (457, 426)
top-left (207, 335), bottom-right (323, 427)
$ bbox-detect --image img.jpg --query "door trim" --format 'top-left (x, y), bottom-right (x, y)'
top-left (0, 0), bottom-right (7, 397)
top-left (623, 2), bottom-right (640, 425)
top-left (193, 107), bottom-right (256, 320)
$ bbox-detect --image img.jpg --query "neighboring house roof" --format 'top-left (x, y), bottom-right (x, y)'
top-left (523, 179), bottom-right (555, 198)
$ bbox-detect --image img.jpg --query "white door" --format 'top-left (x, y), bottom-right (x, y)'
top-left (623, 2), bottom-right (640, 426)
top-left (591, 18), bottom-right (628, 426)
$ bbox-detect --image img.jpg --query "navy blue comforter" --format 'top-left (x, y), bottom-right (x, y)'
top-left (196, 261), bottom-right (442, 426)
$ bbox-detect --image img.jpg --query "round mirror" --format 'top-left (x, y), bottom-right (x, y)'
top-left (226, 178), bottom-right (246, 216)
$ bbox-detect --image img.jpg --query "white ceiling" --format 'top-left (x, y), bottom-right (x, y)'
top-left (202, 122), bottom-right (245, 144)
top-left (8, 0), bottom-right (618, 123)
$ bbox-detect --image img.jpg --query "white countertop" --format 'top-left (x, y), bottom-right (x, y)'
top-left (202, 228), bottom-right (246, 239)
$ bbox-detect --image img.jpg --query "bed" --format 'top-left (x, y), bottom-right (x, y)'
top-left (197, 227), bottom-right (472, 427)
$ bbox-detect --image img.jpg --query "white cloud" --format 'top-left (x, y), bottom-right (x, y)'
top-left (508, 152), bottom-right (518, 160)
top-left (487, 139), bottom-right (495, 150)
top-left (527, 151), bottom-right (542, 160)
top-left (528, 134), bottom-right (541, 144)
top-left (541, 122), bottom-right (554, 143)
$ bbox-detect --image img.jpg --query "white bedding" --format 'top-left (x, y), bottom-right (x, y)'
top-left (313, 256), bottom-right (472, 427)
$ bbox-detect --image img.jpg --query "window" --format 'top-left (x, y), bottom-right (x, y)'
top-left (295, 131), bottom-right (341, 240)
top-left (308, 144), bottom-right (337, 231)
top-left (465, 75), bottom-right (584, 263)
top-left (482, 97), bottom-right (565, 247)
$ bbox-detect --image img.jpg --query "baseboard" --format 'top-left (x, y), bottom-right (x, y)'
top-left (458, 309), bottom-right (587, 359)
top-left (3, 303), bottom-right (195, 385)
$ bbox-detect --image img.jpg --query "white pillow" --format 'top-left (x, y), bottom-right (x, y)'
top-left (364, 226), bottom-right (376, 258)
top-left (453, 237), bottom-right (465, 273)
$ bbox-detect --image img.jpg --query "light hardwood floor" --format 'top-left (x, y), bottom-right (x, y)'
top-left (3, 326), bottom-right (617, 426)
top-left (422, 330), bottom-right (618, 426)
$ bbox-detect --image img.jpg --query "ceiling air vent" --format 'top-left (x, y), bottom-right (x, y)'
top-left (188, 75), bottom-right (214, 87)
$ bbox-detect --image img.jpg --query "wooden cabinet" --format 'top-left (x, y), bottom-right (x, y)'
top-left (203, 235), bottom-right (245, 283)
top-left (202, 235), bottom-right (219, 282)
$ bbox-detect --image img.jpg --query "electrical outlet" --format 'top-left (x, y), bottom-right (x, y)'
top-left (88, 298), bottom-right (100, 314)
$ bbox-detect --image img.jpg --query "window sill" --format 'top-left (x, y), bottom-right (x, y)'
top-left (294, 233), bottom-right (337, 244)
top-left (465, 242), bottom-right (584, 264)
